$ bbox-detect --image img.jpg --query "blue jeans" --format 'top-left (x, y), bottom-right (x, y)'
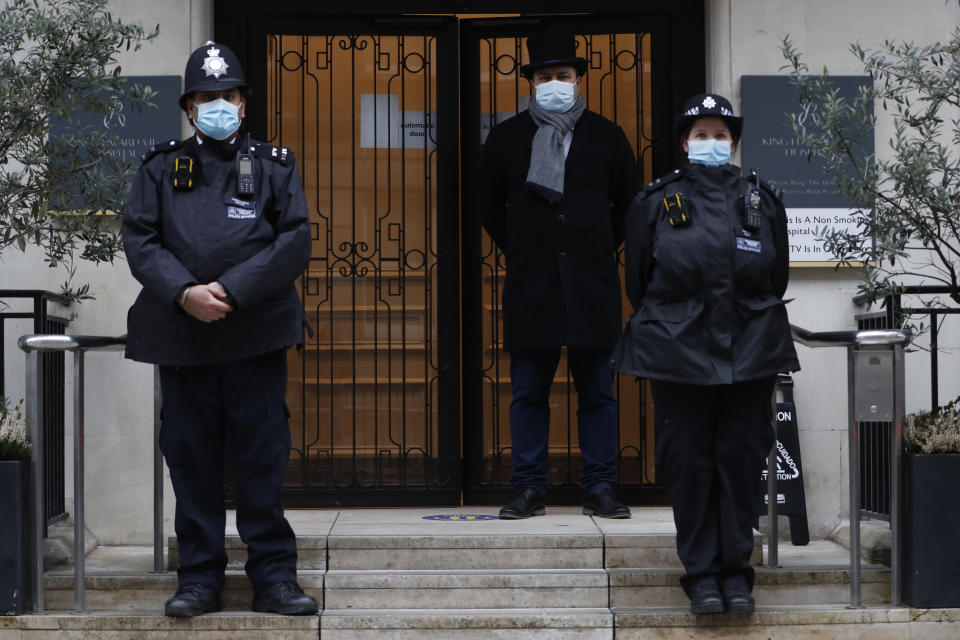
top-left (508, 347), bottom-right (619, 496)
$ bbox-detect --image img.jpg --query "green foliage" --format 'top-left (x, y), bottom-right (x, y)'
top-left (0, 0), bottom-right (158, 302)
top-left (904, 395), bottom-right (960, 454)
top-left (0, 396), bottom-right (30, 461)
top-left (781, 34), bottom-right (960, 312)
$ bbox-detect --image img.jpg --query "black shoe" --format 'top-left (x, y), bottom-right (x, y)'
top-left (164, 583), bottom-right (222, 617)
top-left (582, 488), bottom-right (631, 519)
top-left (252, 581), bottom-right (319, 615)
top-left (722, 576), bottom-right (755, 614)
top-left (689, 577), bottom-right (725, 615)
top-left (498, 487), bottom-right (545, 519)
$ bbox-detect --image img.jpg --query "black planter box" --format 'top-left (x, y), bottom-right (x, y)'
top-left (0, 460), bottom-right (30, 615)
top-left (903, 453), bottom-right (960, 608)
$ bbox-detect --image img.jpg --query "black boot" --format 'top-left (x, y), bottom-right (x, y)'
top-left (688, 576), bottom-right (725, 615)
top-left (498, 487), bottom-right (546, 519)
top-left (164, 583), bottom-right (222, 617)
top-left (252, 581), bottom-right (319, 615)
top-left (721, 575), bottom-right (755, 614)
top-left (582, 488), bottom-right (631, 518)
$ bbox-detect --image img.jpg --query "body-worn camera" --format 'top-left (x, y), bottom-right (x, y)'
top-left (664, 192), bottom-right (690, 227)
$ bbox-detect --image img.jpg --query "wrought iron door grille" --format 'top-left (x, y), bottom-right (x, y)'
top-left (266, 32), bottom-right (455, 502)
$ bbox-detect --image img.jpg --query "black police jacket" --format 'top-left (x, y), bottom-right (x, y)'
top-left (122, 135), bottom-right (311, 366)
top-left (477, 110), bottom-right (639, 351)
top-left (612, 163), bottom-right (800, 385)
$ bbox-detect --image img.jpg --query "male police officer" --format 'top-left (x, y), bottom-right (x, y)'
top-left (478, 31), bottom-right (638, 519)
top-left (122, 42), bottom-right (317, 617)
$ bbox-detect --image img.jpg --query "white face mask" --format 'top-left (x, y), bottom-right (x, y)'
top-left (686, 139), bottom-right (732, 166)
top-left (535, 79), bottom-right (577, 113)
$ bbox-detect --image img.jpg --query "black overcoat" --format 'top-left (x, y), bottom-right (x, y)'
top-left (478, 110), bottom-right (639, 352)
top-left (122, 136), bottom-right (311, 366)
top-left (612, 163), bottom-right (800, 385)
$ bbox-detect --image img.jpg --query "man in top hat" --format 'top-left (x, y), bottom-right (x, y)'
top-left (478, 30), bottom-right (639, 519)
top-left (122, 41), bottom-right (317, 617)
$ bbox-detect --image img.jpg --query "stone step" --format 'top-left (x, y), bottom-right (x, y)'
top-left (612, 605), bottom-right (960, 639)
top-left (327, 533), bottom-right (603, 570)
top-left (323, 569), bottom-right (609, 609)
top-left (609, 566), bottom-right (891, 608)
top-left (43, 570), bottom-right (324, 613)
top-left (603, 531), bottom-right (763, 568)
top-left (9, 606), bottom-right (960, 639)
top-left (167, 530), bottom-right (765, 572)
top-left (169, 535), bottom-right (327, 571)
top-left (320, 608), bottom-right (614, 639)
top-left (5, 612), bottom-right (318, 639)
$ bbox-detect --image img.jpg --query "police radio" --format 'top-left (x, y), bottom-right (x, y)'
top-left (236, 133), bottom-right (255, 198)
top-left (743, 169), bottom-right (762, 232)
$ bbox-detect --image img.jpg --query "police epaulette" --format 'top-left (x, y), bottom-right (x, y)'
top-left (252, 143), bottom-right (292, 166)
top-left (141, 139), bottom-right (183, 164)
top-left (643, 169), bottom-right (682, 193)
top-left (748, 173), bottom-right (783, 201)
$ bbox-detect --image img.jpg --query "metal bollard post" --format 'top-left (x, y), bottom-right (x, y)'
top-left (847, 345), bottom-right (861, 609)
top-left (25, 350), bottom-right (44, 613)
top-left (72, 351), bottom-right (85, 613)
top-left (890, 342), bottom-right (905, 606)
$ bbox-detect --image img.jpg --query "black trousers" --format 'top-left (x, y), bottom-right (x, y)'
top-left (159, 349), bottom-right (297, 592)
top-left (650, 377), bottom-right (775, 594)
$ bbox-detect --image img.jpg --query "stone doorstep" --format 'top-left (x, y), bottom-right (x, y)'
top-left (613, 607), bottom-right (960, 640)
top-left (168, 535), bottom-right (327, 571)
top-left (42, 571), bottom-right (324, 613)
top-left (323, 568), bottom-right (610, 609)
top-left (604, 531), bottom-right (763, 569)
top-left (2, 612), bottom-right (318, 640)
top-left (6, 607), bottom-right (960, 640)
top-left (608, 567), bottom-right (891, 608)
top-left (320, 607), bottom-right (614, 630)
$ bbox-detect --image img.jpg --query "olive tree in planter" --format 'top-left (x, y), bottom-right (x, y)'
top-left (0, 397), bottom-right (30, 615)
top-left (0, 0), bottom-right (157, 301)
top-left (902, 397), bottom-right (960, 608)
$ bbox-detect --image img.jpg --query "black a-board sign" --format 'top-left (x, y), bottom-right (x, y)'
top-left (49, 75), bottom-right (182, 210)
top-left (756, 374), bottom-right (810, 546)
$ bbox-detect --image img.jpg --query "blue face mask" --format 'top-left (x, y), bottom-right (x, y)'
top-left (195, 98), bottom-right (241, 140)
top-left (535, 79), bottom-right (577, 113)
top-left (687, 139), bottom-right (731, 166)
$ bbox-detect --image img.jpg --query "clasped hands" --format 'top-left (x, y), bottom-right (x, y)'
top-left (181, 281), bottom-right (234, 323)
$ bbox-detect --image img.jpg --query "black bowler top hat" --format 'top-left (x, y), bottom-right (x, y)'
top-left (520, 31), bottom-right (588, 79)
top-left (674, 93), bottom-right (743, 143)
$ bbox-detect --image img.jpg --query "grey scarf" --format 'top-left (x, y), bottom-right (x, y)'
top-left (525, 93), bottom-right (586, 202)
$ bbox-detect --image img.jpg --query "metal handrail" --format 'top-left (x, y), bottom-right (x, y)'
top-left (788, 323), bottom-right (911, 609)
top-left (19, 334), bottom-right (163, 614)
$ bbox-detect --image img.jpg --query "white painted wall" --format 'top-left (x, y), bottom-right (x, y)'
top-left (706, 0), bottom-right (960, 538)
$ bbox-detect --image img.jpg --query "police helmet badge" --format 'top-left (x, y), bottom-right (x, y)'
top-left (201, 43), bottom-right (228, 79)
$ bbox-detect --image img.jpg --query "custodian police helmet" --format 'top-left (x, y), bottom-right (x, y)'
top-left (674, 93), bottom-right (743, 144)
top-left (179, 41), bottom-right (247, 112)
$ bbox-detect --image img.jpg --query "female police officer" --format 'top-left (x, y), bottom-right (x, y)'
top-left (613, 94), bottom-right (799, 615)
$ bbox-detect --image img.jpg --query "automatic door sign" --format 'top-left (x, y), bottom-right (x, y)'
top-left (422, 515), bottom-right (498, 522)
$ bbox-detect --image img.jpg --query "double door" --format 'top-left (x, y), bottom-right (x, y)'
top-left (248, 14), bottom-right (670, 506)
